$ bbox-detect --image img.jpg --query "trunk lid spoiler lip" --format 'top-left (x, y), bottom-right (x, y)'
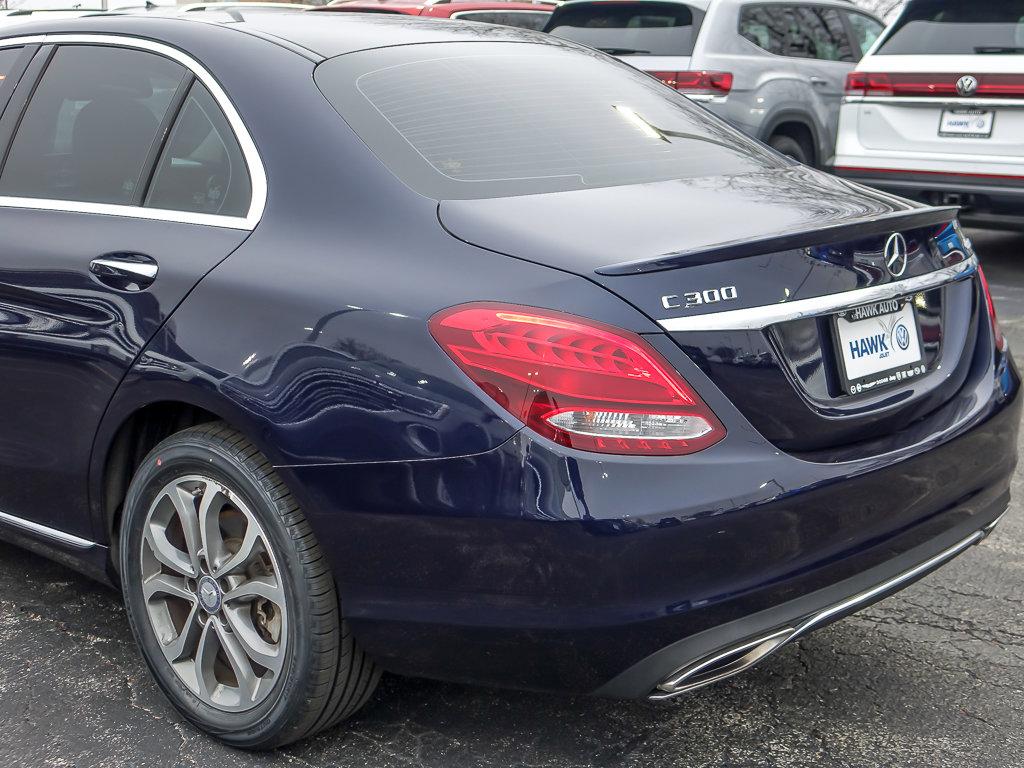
top-left (596, 205), bottom-right (961, 276)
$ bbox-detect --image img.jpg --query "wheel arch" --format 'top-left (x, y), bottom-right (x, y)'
top-left (89, 384), bottom-right (285, 569)
top-left (760, 111), bottom-right (822, 167)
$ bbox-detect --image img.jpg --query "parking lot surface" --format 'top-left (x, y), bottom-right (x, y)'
top-left (0, 230), bottom-right (1022, 768)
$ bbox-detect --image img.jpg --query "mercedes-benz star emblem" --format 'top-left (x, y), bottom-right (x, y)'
top-left (956, 75), bottom-right (979, 97)
top-left (198, 575), bottom-right (223, 613)
top-left (884, 233), bottom-right (909, 278)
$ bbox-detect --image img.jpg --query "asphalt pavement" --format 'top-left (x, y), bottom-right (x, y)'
top-left (0, 229), bottom-right (1022, 768)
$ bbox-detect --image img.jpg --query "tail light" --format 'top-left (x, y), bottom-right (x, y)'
top-left (649, 70), bottom-right (733, 96)
top-left (845, 72), bottom-right (893, 96)
top-left (978, 267), bottom-right (1006, 353)
top-left (429, 303), bottom-right (726, 456)
top-left (846, 72), bottom-right (1024, 98)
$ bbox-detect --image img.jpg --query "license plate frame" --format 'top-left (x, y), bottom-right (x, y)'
top-left (939, 108), bottom-right (995, 138)
top-left (831, 298), bottom-right (927, 397)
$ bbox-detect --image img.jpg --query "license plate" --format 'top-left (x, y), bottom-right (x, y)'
top-left (832, 299), bottom-right (925, 396)
top-left (939, 109), bottom-right (994, 138)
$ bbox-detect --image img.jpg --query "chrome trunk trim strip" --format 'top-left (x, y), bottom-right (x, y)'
top-left (658, 256), bottom-right (977, 333)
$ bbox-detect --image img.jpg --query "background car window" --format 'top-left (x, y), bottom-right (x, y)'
top-left (845, 11), bottom-right (884, 57)
top-left (0, 47), bottom-right (22, 87)
top-left (0, 46), bottom-right (185, 205)
top-left (545, 2), bottom-right (705, 56)
top-left (145, 82), bottom-right (251, 218)
top-left (316, 42), bottom-right (784, 200)
top-left (876, 0), bottom-right (1024, 55)
top-left (453, 10), bottom-right (552, 31)
top-left (741, 5), bottom-right (854, 61)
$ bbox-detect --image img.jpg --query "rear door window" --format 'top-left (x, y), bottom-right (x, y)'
top-left (876, 0), bottom-right (1024, 55)
top-left (0, 45), bottom-right (186, 206)
top-left (315, 42), bottom-right (783, 200)
top-left (844, 11), bottom-right (884, 57)
top-left (544, 2), bottom-right (705, 56)
top-left (452, 10), bottom-right (552, 30)
top-left (144, 81), bottom-right (251, 218)
top-left (740, 5), bottom-right (855, 61)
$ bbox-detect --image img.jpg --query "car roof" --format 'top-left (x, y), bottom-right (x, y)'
top-left (0, 11), bottom-right (554, 59)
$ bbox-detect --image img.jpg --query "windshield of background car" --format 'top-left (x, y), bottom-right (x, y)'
top-left (314, 42), bottom-right (784, 200)
top-left (876, 0), bottom-right (1024, 55)
top-left (544, 2), bottom-right (704, 55)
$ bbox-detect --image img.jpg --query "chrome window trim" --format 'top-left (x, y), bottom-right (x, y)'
top-left (0, 509), bottom-right (97, 549)
top-left (844, 95), bottom-right (1024, 109)
top-left (658, 256), bottom-right (977, 332)
top-left (0, 33), bottom-right (266, 231)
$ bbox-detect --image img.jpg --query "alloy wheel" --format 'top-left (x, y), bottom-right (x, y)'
top-left (139, 475), bottom-right (288, 712)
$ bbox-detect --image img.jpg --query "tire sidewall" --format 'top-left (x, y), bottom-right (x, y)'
top-left (120, 436), bottom-right (318, 745)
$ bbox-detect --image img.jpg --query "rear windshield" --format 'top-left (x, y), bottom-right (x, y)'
top-left (453, 10), bottom-right (553, 30)
top-left (315, 42), bottom-right (782, 200)
top-left (543, 2), bottom-right (705, 56)
top-left (877, 0), bottom-right (1024, 55)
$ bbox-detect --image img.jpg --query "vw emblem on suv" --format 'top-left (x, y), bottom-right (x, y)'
top-left (956, 75), bottom-right (979, 97)
top-left (884, 233), bottom-right (909, 278)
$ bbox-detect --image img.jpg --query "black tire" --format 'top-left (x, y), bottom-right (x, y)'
top-left (768, 134), bottom-right (811, 165)
top-left (119, 422), bottom-right (379, 749)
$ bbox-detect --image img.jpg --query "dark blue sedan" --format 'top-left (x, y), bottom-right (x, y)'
top-left (0, 11), bottom-right (1017, 749)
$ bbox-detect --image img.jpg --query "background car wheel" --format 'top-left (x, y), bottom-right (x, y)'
top-left (120, 422), bottom-right (379, 748)
top-left (768, 134), bottom-right (811, 165)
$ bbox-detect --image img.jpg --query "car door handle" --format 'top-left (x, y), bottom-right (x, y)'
top-left (809, 77), bottom-right (829, 87)
top-left (89, 253), bottom-right (159, 290)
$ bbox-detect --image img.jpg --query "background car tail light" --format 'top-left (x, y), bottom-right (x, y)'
top-left (978, 267), bottom-right (1006, 353)
top-left (649, 70), bottom-right (733, 96)
top-left (845, 72), bottom-right (1024, 98)
top-left (845, 72), bottom-right (894, 96)
top-left (429, 303), bottom-right (726, 456)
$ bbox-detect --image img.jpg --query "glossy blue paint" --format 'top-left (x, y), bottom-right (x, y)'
top-left (0, 14), bottom-right (1017, 699)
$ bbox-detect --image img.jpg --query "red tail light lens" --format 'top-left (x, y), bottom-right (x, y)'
top-left (978, 266), bottom-right (1006, 353)
top-left (429, 303), bottom-right (726, 456)
top-left (846, 72), bottom-right (1024, 98)
top-left (649, 70), bottom-right (733, 95)
top-left (845, 71), bottom-right (893, 96)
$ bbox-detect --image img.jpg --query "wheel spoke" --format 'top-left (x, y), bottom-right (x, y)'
top-left (198, 483), bottom-right (229, 572)
top-left (194, 618), bottom-right (219, 704)
top-left (168, 484), bottom-right (203, 574)
top-left (215, 619), bottom-right (261, 703)
top-left (144, 521), bottom-right (195, 577)
top-left (212, 525), bottom-right (260, 578)
top-left (143, 572), bottom-right (195, 603)
top-left (159, 601), bottom-right (202, 664)
top-left (223, 575), bottom-right (285, 608)
top-left (222, 604), bottom-right (284, 674)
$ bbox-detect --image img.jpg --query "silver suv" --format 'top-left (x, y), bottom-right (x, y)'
top-left (544, 0), bottom-right (884, 166)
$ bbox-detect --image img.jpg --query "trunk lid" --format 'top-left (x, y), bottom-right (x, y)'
top-left (439, 167), bottom-right (979, 453)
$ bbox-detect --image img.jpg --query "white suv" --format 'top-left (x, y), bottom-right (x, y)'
top-left (834, 0), bottom-right (1024, 230)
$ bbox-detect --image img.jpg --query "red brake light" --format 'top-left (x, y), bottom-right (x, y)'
top-left (978, 266), bottom-right (1006, 353)
top-left (649, 70), bottom-right (733, 95)
top-left (429, 303), bottom-right (726, 456)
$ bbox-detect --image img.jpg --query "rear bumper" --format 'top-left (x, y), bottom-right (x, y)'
top-left (833, 167), bottom-right (1024, 229)
top-left (286, 345), bottom-right (1020, 697)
